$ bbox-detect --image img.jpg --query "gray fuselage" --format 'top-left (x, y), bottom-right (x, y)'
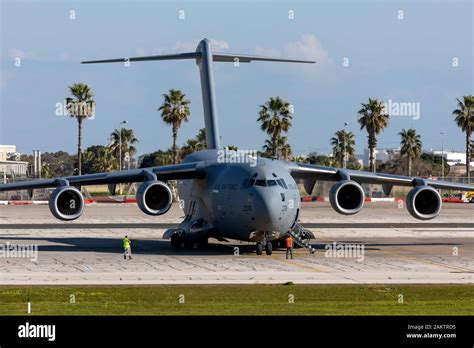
top-left (177, 150), bottom-right (301, 242)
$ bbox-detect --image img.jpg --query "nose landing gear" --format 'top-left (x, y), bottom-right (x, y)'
top-left (256, 242), bottom-right (263, 255)
top-left (265, 241), bottom-right (272, 255)
top-left (255, 240), bottom-right (273, 256)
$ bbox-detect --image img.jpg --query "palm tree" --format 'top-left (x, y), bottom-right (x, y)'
top-left (158, 89), bottom-right (191, 164)
top-left (258, 96), bottom-right (292, 159)
top-left (279, 136), bottom-right (293, 160)
top-left (180, 139), bottom-right (202, 158)
top-left (180, 128), bottom-right (207, 159)
top-left (83, 145), bottom-right (115, 173)
top-left (357, 98), bottom-right (390, 172)
top-left (109, 128), bottom-right (139, 170)
top-left (196, 128), bottom-right (207, 148)
top-left (399, 128), bottom-right (422, 176)
top-left (330, 130), bottom-right (356, 168)
top-left (452, 96), bottom-right (474, 182)
top-left (65, 83), bottom-right (95, 175)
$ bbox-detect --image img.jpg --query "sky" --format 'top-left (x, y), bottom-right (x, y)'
top-left (0, 0), bottom-right (472, 158)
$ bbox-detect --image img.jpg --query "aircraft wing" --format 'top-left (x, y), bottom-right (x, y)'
top-left (0, 162), bottom-right (204, 192)
top-left (288, 162), bottom-right (474, 193)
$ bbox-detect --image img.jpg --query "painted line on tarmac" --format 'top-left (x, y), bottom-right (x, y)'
top-left (270, 255), bottom-right (326, 273)
top-left (377, 250), bottom-right (473, 273)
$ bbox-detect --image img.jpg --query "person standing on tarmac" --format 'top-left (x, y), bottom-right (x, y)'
top-left (123, 235), bottom-right (132, 260)
top-left (286, 236), bottom-right (294, 259)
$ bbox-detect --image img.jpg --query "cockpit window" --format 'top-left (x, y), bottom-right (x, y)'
top-left (241, 178), bottom-right (289, 189)
top-left (277, 179), bottom-right (288, 189)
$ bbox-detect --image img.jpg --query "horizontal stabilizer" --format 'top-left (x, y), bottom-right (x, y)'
top-left (82, 52), bottom-right (200, 64)
top-left (212, 52), bottom-right (315, 64)
top-left (82, 52), bottom-right (315, 65)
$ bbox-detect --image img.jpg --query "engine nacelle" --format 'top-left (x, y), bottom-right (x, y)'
top-left (329, 180), bottom-right (365, 215)
top-left (48, 186), bottom-right (84, 221)
top-left (136, 181), bottom-right (173, 216)
top-left (406, 186), bottom-right (441, 220)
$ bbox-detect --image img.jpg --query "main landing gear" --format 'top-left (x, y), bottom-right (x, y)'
top-left (171, 232), bottom-right (208, 250)
top-left (255, 241), bottom-right (273, 256)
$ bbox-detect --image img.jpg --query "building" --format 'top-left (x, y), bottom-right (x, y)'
top-left (431, 150), bottom-right (474, 167)
top-left (362, 148), bottom-right (400, 167)
top-left (0, 145), bottom-right (28, 181)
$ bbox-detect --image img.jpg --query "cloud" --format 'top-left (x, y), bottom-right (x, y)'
top-left (254, 34), bottom-right (331, 66)
top-left (8, 48), bottom-right (37, 60)
top-left (285, 34), bottom-right (330, 65)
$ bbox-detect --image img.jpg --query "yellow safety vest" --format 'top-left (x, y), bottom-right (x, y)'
top-left (123, 238), bottom-right (131, 249)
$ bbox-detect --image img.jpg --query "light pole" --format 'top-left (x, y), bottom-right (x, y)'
top-left (343, 122), bottom-right (349, 169)
top-left (440, 132), bottom-right (445, 181)
top-left (118, 120), bottom-right (127, 171)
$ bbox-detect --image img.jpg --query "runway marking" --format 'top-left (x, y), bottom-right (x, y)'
top-left (377, 250), bottom-right (473, 273)
top-left (270, 255), bottom-right (325, 273)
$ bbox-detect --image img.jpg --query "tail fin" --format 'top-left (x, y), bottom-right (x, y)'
top-left (82, 38), bottom-right (315, 150)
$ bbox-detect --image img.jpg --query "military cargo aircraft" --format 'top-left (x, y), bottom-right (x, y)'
top-left (1, 38), bottom-right (473, 255)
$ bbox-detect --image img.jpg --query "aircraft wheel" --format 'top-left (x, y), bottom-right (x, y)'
top-left (184, 240), bottom-right (195, 250)
top-left (171, 233), bottom-right (182, 249)
top-left (265, 241), bottom-right (273, 255)
top-left (256, 242), bottom-right (263, 255)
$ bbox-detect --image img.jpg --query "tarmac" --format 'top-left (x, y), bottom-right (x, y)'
top-left (0, 202), bottom-right (473, 285)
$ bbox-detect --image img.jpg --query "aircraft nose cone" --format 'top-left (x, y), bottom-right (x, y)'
top-left (250, 187), bottom-right (281, 231)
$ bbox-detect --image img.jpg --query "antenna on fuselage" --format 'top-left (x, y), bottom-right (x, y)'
top-left (82, 38), bottom-right (315, 150)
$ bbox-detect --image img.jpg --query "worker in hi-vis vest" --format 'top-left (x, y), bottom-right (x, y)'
top-left (123, 236), bottom-right (132, 260)
top-left (286, 236), bottom-right (294, 259)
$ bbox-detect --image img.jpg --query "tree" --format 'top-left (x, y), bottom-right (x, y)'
top-left (330, 130), bottom-right (355, 168)
top-left (358, 98), bottom-right (390, 173)
top-left (293, 155), bottom-right (308, 163)
top-left (399, 128), bottom-right (422, 176)
top-left (379, 153), bottom-right (445, 178)
top-left (109, 128), bottom-right (138, 170)
top-left (180, 128), bottom-right (207, 159)
top-left (83, 145), bottom-right (115, 173)
top-left (139, 150), bottom-right (173, 168)
top-left (65, 83), bottom-right (95, 175)
top-left (306, 152), bottom-right (338, 167)
top-left (279, 136), bottom-right (292, 160)
top-left (20, 151), bottom-right (75, 178)
top-left (196, 128), bottom-right (207, 148)
top-left (258, 96), bottom-right (292, 159)
top-left (420, 153), bottom-right (450, 177)
top-left (158, 89), bottom-right (191, 164)
top-left (452, 95), bottom-right (474, 182)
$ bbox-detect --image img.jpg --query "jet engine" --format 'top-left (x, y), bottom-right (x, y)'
top-left (406, 185), bottom-right (441, 220)
top-left (136, 181), bottom-right (173, 216)
top-left (49, 186), bottom-right (84, 221)
top-left (329, 180), bottom-right (365, 215)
